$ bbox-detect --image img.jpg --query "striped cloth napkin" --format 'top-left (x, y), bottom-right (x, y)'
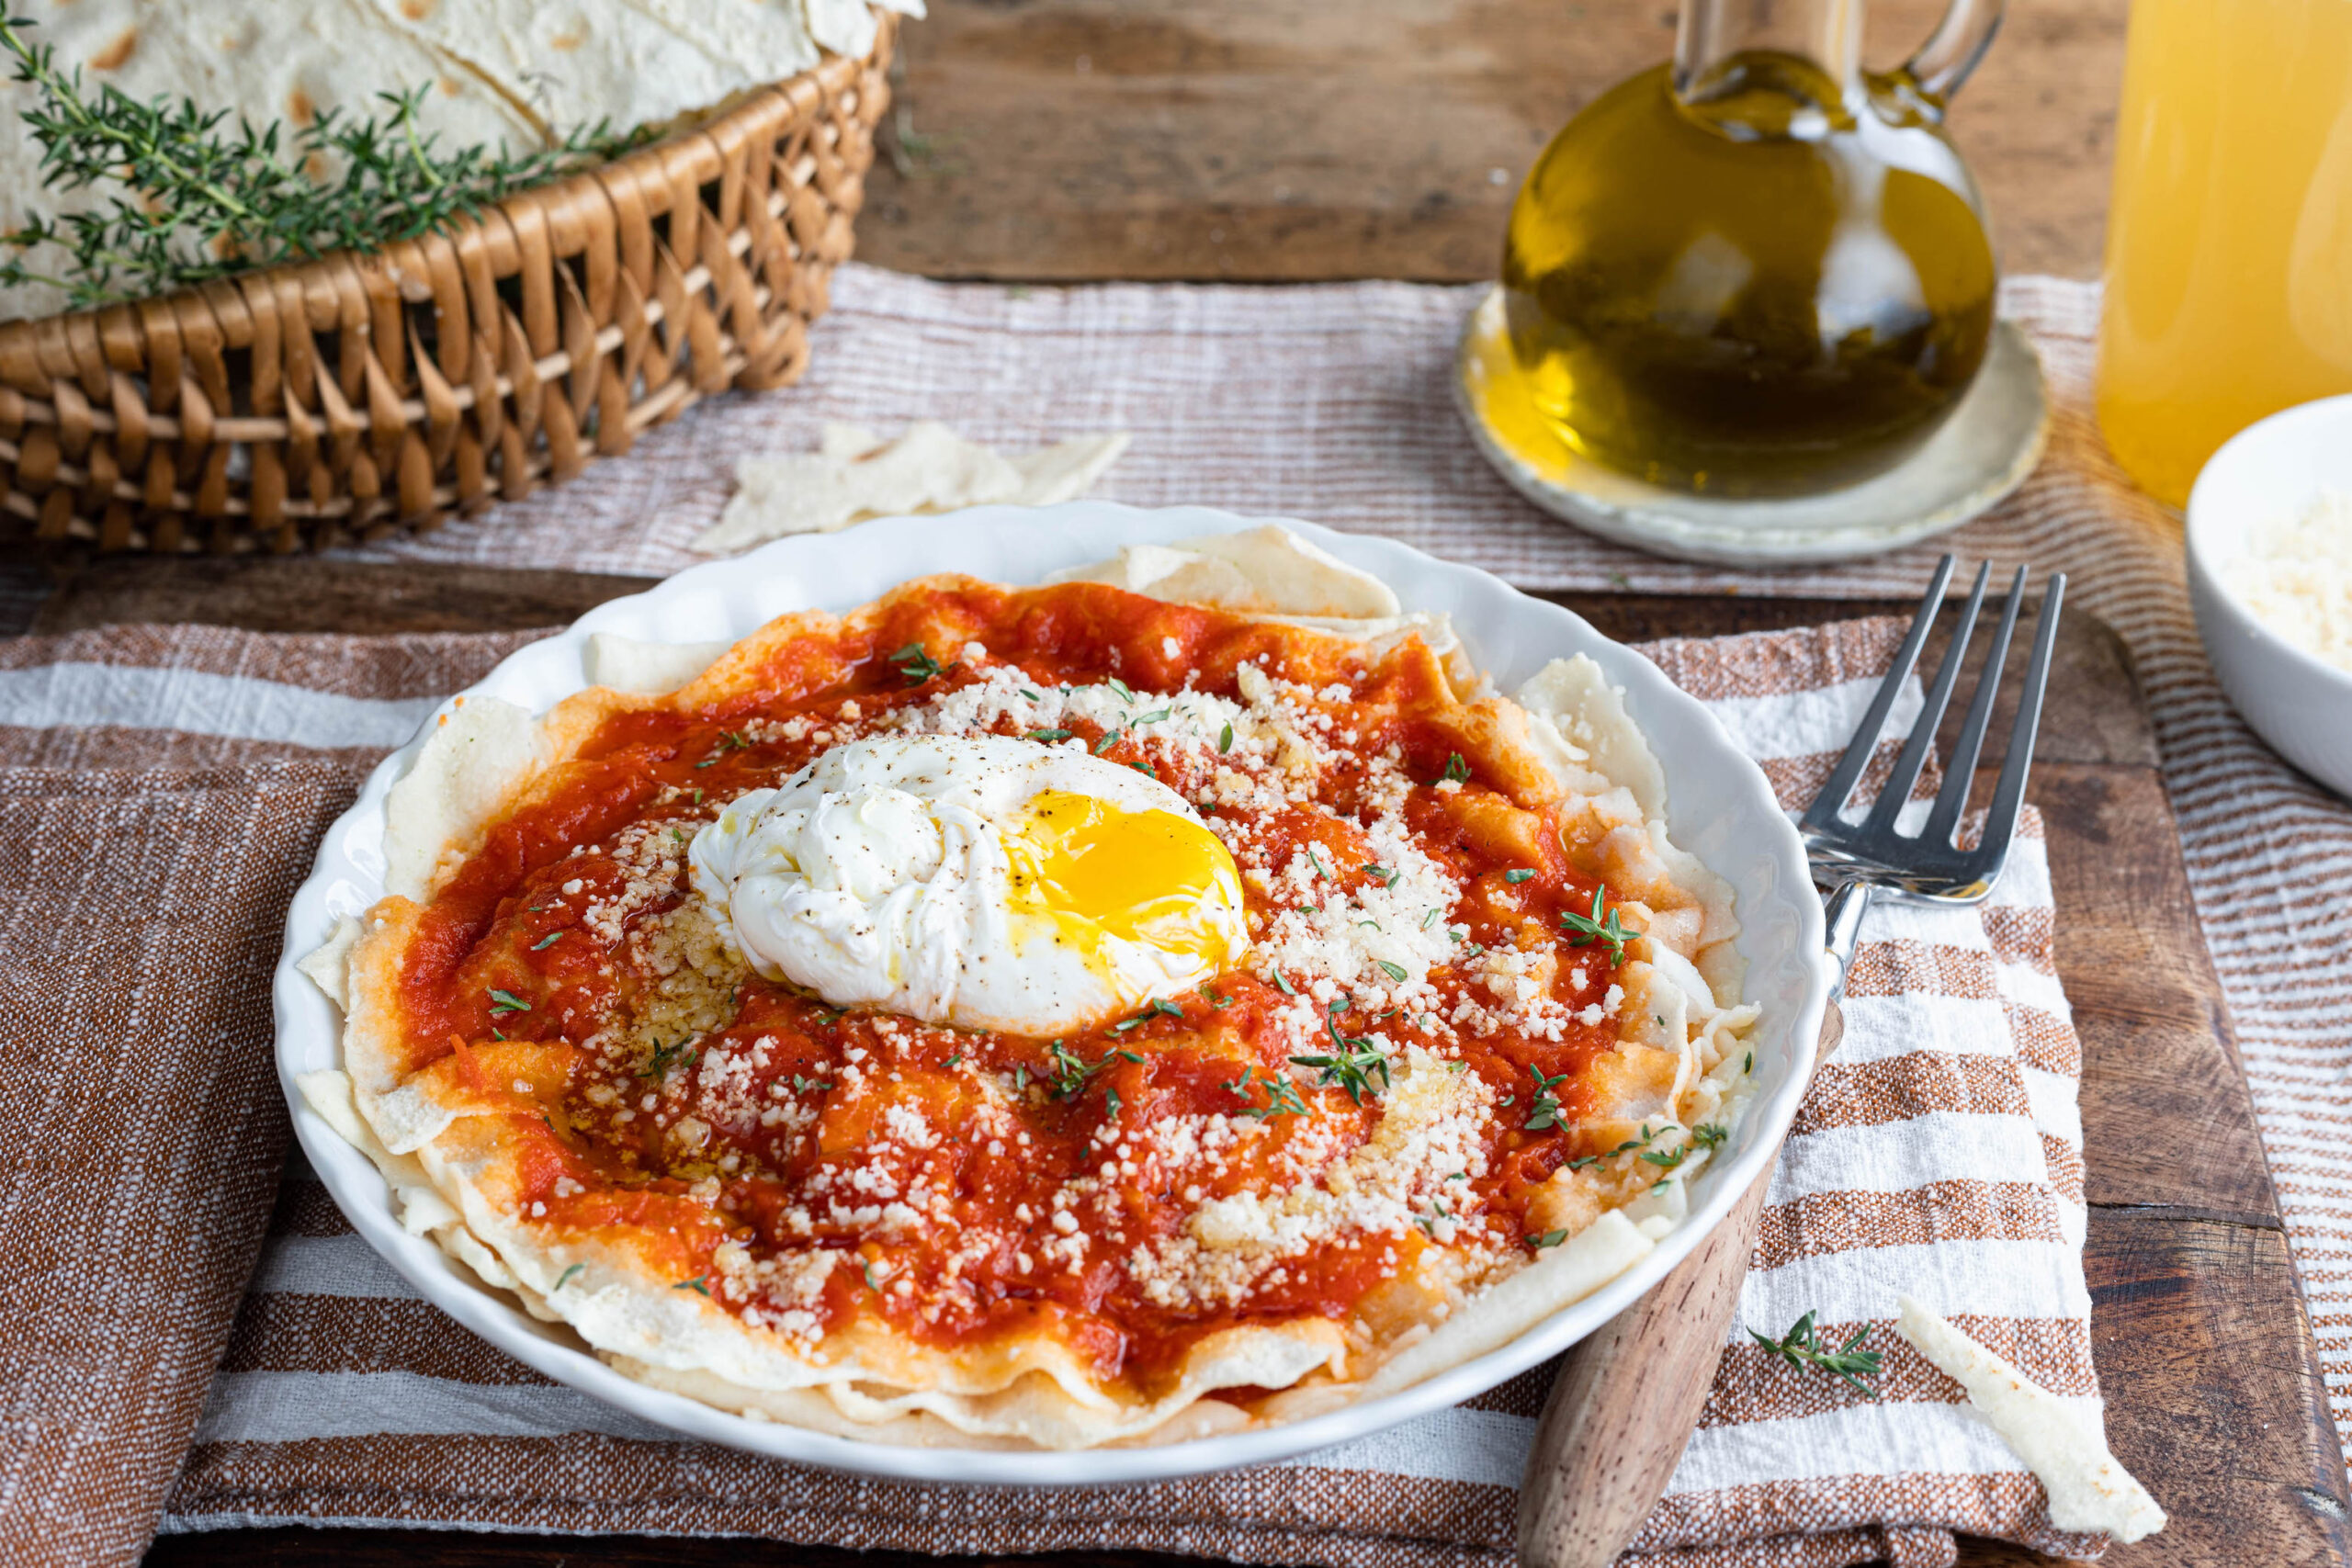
top-left (0, 611), bottom-right (2102, 1566)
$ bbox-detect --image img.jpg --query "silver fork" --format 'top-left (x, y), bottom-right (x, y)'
top-left (1804, 554), bottom-right (2067, 998)
top-left (1518, 553), bottom-right (2067, 1568)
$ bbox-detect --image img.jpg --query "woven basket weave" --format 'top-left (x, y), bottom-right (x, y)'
top-left (0, 19), bottom-right (893, 554)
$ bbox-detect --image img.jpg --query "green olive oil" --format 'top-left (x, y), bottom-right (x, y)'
top-left (1496, 54), bottom-right (1997, 497)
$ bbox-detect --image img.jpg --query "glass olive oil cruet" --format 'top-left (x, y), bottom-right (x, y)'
top-left (1478, 0), bottom-right (2006, 497)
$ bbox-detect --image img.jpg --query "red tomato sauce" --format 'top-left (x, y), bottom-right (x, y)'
top-left (392, 583), bottom-right (1648, 1392)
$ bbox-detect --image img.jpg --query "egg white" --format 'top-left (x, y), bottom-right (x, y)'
top-left (687, 734), bottom-right (1248, 1035)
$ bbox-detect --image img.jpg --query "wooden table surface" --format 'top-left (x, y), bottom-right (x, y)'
top-left (10, 3), bottom-right (2341, 1564)
top-left (854, 0), bottom-right (2129, 283)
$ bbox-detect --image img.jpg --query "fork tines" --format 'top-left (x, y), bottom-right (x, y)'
top-left (1800, 555), bottom-right (2066, 901)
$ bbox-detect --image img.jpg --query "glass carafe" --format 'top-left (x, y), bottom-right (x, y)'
top-left (2095, 0), bottom-right (2352, 510)
top-left (1489, 0), bottom-right (2006, 497)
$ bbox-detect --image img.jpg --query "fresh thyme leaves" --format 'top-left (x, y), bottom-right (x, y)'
top-left (1133, 707), bottom-right (1172, 727)
top-left (1110, 997), bottom-right (1184, 1032)
top-left (1566, 1125), bottom-right (1661, 1170)
top-left (791, 1074), bottom-right (833, 1093)
top-left (1522, 1065), bottom-right (1571, 1132)
top-left (1290, 995), bottom-right (1391, 1104)
top-left (1641, 1141), bottom-right (1690, 1172)
top-left (487, 988), bottom-right (531, 1015)
top-left (1441, 752), bottom-right (1471, 784)
top-left (1025, 728), bottom-right (1073, 742)
top-left (530, 931), bottom-right (564, 951)
top-left (1691, 1122), bottom-right (1730, 1149)
top-left (1047, 1039), bottom-right (1142, 1099)
top-left (1413, 1200), bottom-right (1451, 1236)
top-left (1526, 1228), bottom-right (1569, 1249)
top-left (944, 1052), bottom-right (963, 1069)
top-left (695, 729), bottom-right (752, 768)
top-left (1129, 761), bottom-right (1158, 777)
top-left (639, 1037), bottom-right (698, 1077)
top-left (1744, 1050), bottom-right (1755, 1075)
top-left (1560, 885), bottom-right (1636, 964)
top-left (1046, 1039), bottom-right (1088, 1098)
top-left (1094, 730), bottom-right (1123, 755)
top-left (1224, 1065), bottom-right (1311, 1120)
top-left (1199, 981), bottom-right (1233, 1008)
top-left (1377, 959), bottom-right (1409, 983)
top-left (1272, 969), bottom-right (1297, 996)
top-left (0, 12), bottom-right (644, 307)
top-left (555, 1263), bottom-right (584, 1290)
top-left (674, 1274), bottom-right (712, 1297)
top-left (1306, 845), bottom-right (1330, 879)
top-left (1748, 1311), bottom-right (1884, 1399)
top-left (1505, 868), bottom-right (1536, 885)
top-left (1218, 722), bottom-right (1234, 753)
top-left (888, 642), bottom-right (944, 684)
top-left (1421, 908), bottom-right (1442, 930)
top-left (1105, 1087), bottom-right (1124, 1118)
top-left (1361, 863), bottom-right (1401, 888)
top-left (1105, 676), bottom-right (1136, 704)
top-left (864, 1261), bottom-right (882, 1292)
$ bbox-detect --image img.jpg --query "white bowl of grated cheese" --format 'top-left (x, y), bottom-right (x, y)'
top-left (2186, 392), bottom-right (2352, 799)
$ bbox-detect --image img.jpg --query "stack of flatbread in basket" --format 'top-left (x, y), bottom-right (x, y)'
top-left (0, 0), bottom-right (922, 322)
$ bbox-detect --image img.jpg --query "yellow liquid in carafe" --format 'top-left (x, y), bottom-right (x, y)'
top-left (1496, 56), bottom-right (1997, 496)
top-left (2095, 0), bottom-right (2352, 509)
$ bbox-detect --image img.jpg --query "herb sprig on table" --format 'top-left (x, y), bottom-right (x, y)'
top-left (1749, 1311), bottom-right (1884, 1399)
top-left (0, 9), bottom-right (643, 308)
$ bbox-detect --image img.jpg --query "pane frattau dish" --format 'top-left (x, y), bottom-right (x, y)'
top-left (300, 526), bottom-right (1762, 1450)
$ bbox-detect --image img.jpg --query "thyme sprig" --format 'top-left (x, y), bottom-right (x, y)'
top-left (1223, 1065), bottom-right (1309, 1121)
top-left (1291, 995), bottom-right (1391, 1104)
top-left (1748, 1311), bottom-right (1884, 1399)
top-left (0, 9), bottom-right (641, 307)
top-left (1046, 1039), bottom-right (1141, 1100)
top-left (1522, 1065), bottom-right (1571, 1132)
top-left (888, 642), bottom-right (944, 684)
top-left (1560, 886), bottom-right (1637, 964)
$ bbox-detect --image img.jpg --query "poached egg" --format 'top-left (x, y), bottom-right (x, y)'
top-left (687, 734), bottom-right (1247, 1035)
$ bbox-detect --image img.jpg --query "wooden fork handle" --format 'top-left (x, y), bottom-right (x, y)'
top-left (1516, 1004), bottom-right (1844, 1568)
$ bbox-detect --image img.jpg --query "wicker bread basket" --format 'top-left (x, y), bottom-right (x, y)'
top-left (0, 18), bottom-right (893, 555)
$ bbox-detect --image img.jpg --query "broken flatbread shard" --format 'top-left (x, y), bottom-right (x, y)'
top-left (1894, 1294), bottom-right (2166, 1544)
top-left (694, 421), bottom-right (1132, 554)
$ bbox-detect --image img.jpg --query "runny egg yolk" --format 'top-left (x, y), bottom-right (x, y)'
top-left (1002, 788), bottom-right (1246, 970)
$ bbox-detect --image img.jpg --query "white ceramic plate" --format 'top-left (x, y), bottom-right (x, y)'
top-left (274, 502), bottom-right (1831, 1484)
top-left (1454, 286), bottom-right (2051, 567)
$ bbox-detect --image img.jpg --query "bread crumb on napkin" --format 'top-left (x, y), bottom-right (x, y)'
top-left (694, 422), bottom-right (1131, 555)
top-left (1894, 1294), bottom-right (2166, 1544)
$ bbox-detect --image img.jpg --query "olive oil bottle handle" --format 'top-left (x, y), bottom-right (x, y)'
top-left (1902, 0), bottom-right (2007, 105)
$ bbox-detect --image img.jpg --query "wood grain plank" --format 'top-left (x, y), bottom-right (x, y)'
top-left (855, 0), bottom-right (2128, 283)
top-left (2036, 762), bottom-right (2278, 1224)
top-left (2081, 1213), bottom-right (2352, 1568)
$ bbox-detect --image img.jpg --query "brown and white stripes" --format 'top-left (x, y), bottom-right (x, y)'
top-left (0, 608), bottom-right (2099, 1566)
top-left (352, 263), bottom-right (2342, 1482)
